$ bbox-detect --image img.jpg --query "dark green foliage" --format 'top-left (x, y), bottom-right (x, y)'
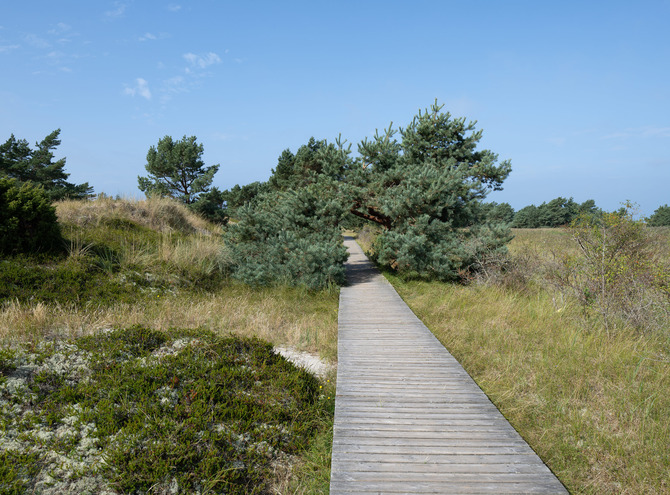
top-left (0, 130), bottom-right (93, 200)
top-left (512, 197), bottom-right (601, 228)
top-left (483, 202), bottom-right (515, 223)
top-left (0, 178), bottom-right (63, 254)
top-left (138, 135), bottom-right (219, 205)
top-left (347, 102), bottom-right (513, 280)
top-left (226, 184), bottom-right (348, 289)
top-left (0, 451), bottom-right (42, 494)
top-left (226, 103), bottom-right (514, 286)
top-left (0, 255), bottom-right (138, 305)
top-left (512, 205), bottom-right (541, 228)
top-left (190, 186), bottom-right (229, 224)
top-left (222, 181), bottom-right (270, 214)
top-left (648, 204), bottom-right (670, 226)
top-left (226, 137), bottom-right (351, 289)
top-left (537, 197), bottom-right (579, 227)
top-left (2, 328), bottom-right (327, 494)
top-left (268, 137), bottom-right (348, 191)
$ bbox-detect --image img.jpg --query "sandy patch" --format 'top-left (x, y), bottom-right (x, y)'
top-left (274, 347), bottom-right (334, 379)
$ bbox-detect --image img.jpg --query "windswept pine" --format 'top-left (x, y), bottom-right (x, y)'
top-left (226, 102), bottom-right (514, 287)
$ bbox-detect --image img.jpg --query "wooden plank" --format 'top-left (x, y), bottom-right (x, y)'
top-left (330, 237), bottom-right (567, 494)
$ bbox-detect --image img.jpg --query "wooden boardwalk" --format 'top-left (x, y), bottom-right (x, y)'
top-left (330, 237), bottom-right (567, 494)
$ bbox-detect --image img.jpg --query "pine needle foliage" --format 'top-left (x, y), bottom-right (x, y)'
top-left (347, 101), bottom-right (513, 280)
top-left (138, 135), bottom-right (219, 205)
top-left (0, 178), bottom-right (63, 255)
top-left (227, 101), bottom-right (514, 287)
top-left (226, 184), bottom-right (348, 289)
top-left (0, 130), bottom-right (93, 200)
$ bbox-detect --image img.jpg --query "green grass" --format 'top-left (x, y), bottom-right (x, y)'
top-left (380, 227), bottom-right (670, 494)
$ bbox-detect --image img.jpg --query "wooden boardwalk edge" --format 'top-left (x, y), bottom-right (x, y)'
top-left (329, 236), bottom-right (568, 494)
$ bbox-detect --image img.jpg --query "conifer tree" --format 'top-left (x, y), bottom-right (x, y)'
top-left (228, 101), bottom-right (514, 287)
top-left (226, 138), bottom-right (350, 288)
top-left (346, 101), bottom-right (512, 280)
top-left (648, 204), bottom-right (670, 226)
top-left (0, 130), bottom-right (93, 200)
top-left (138, 135), bottom-right (218, 204)
top-left (225, 184), bottom-right (348, 288)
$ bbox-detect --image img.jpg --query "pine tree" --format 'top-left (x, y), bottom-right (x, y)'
top-left (648, 204), bottom-right (670, 226)
top-left (138, 135), bottom-right (219, 204)
top-left (346, 101), bottom-right (512, 280)
top-left (228, 101), bottom-right (514, 287)
top-left (0, 130), bottom-right (93, 200)
top-left (225, 184), bottom-right (348, 288)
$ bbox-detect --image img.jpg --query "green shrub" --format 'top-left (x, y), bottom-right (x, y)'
top-left (0, 177), bottom-right (63, 254)
top-left (226, 185), bottom-right (348, 289)
top-left (0, 255), bottom-right (139, 305)
top-left (551, 204), bottom-right (669, 332)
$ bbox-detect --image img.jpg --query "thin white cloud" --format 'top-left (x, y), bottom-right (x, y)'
top-left (167, 4), bottom-right (182, 12)
top-left (48, 23), bottom-right (72, 35)
top-left (105, 2), bottom-right (127, 19)
top-left (183, 52), bottom-right (221, 69)
top-left (124, 78), bottom-right (152, 100)
top-left (139, 32), bottom-right (157, 41)
top-left (642, 126), bottom-right (670, 138)
top-left (24, 34), bottom-right (51, 49)
top-left (158, 75), bottom-right (188, 104)
top-left (0, 44), bottom-right (20, 53)
top-left (602, 126), bottom-right (670, 140)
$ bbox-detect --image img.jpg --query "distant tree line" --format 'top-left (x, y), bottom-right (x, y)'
top-left (648, 205), bottom-right (670, 227)
top-left (477, 199), bottom-right (670, 228)
top-left (510, 197), bottom-right (601, 228)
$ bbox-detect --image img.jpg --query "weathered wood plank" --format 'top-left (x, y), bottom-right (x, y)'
top-left (330, 237), bottom-right (567, 494)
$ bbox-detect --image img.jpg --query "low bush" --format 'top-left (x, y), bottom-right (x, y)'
top-left (550, 207), bottom-right (669, 333)
top-left (0, 326), bottom-right (333, 494)
top-left (0, 255), bottom-right (139, 305)
top-left (0, 178), bottom-right (63, 255)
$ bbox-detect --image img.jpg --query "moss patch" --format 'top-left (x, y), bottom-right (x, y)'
top-left (0, 326), bottom-right (330, 494)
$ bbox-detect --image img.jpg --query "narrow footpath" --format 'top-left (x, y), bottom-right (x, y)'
top-left (330, 237), bottom-right (567, 494)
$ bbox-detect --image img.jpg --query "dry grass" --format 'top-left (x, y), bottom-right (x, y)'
top-left (384, 227), bottom-right (670, 494)
top-left (509, 228), bottom-right (577, 258)
top-left (4, 196), bottom-right (339, 360)
top-left (55, 195), bottom-right (218, 235)
top-left (0, 285), bottom-right (339, 361)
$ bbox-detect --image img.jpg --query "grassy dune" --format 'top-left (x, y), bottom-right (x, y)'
top-left (0, 197), bottom-right (337, 494)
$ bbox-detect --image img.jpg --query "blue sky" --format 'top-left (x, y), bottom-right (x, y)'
top-left (1, 1), bottom-right (668, 215)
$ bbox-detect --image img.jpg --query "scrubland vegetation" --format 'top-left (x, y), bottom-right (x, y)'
top-left (4, 106), bottom-right (669, 493)
top-left (1, 196), bottom-right (337, 494)
top-left (359, 216), bottom-right (670, 494)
